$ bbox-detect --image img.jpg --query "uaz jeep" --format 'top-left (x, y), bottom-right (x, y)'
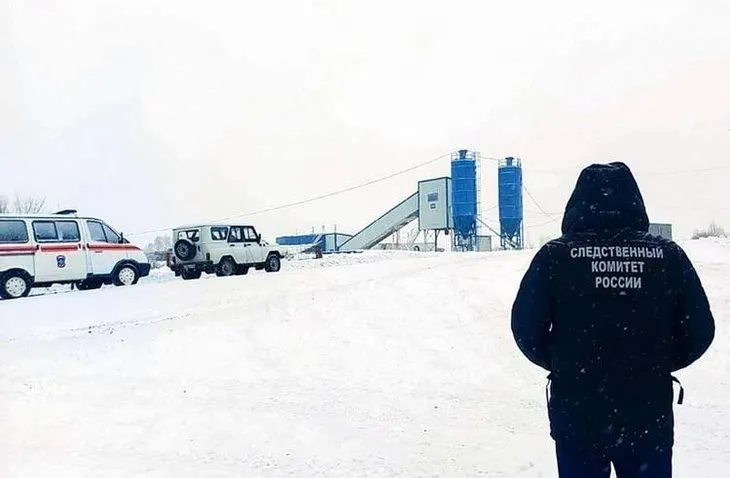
top-left (167, 224), bottom-right (283, 280)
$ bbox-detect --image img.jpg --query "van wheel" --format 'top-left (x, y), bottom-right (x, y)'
top-left (216, 258), bottom-right (236, 277)
top-left (174, 239), bottom-right (196, 261)
top-left (265, 254), bottom-right (281, 273)
top-left (77, 279), bottom-right (103, 291)
top-left (181, 269), bottom-right (202, 280)
top-left (1, 272), bottom-right (32, 299)
top-left (114, 265), bottom-right (139, 286)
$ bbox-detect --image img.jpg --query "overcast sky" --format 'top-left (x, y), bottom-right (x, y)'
top-left (2, 0), bottom-right (729, 245)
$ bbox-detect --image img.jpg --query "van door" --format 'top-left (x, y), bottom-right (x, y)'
top-left (32, 220), bottom-right (87, 283)
top-left (85, 220), bottom-right (126, 276)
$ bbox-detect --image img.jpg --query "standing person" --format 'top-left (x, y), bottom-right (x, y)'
top-left (511, 162), bottom-right (714, 478)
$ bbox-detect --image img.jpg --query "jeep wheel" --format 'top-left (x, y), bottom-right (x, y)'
top-left (1, 272), bottom-right (32, 299)
top-left (181, 269), bottom-right (202, 280)
top-left (216, 258), bottom-right (236, 277)
top-left (265, 254), bottom-right (281, 273)
top-left (174, 239), bottom-right (196, 261)
top-left (114, 265), bottom-right (139, 286)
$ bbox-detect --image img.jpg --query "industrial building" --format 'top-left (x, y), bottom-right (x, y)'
top-left (276, 233), bottom-right (352, 254)
top-left (276, 149), bottom-right (526, 253)
top-left (649, 223), bottom-right (673, 240)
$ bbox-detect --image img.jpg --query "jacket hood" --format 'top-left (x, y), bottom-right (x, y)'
top-left (561, 162), bottom-right (649, 235)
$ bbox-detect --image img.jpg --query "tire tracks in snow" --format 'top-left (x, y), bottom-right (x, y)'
top-left (1, 254), bottom-right (487, 342)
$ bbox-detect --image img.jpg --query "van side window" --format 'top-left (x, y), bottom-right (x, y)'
top-left (0, 220), bottom-right (29, 243)
top-left (211, 227), bottom-right (229, 241)
top-left (87, 221), bottom-right (106, 242)
top-left (33, 221), bottom-right (81, 242)
top-left (57, 221), bottom-right (81, 242)
top-left (87, 221), bottom-right (121, 243)
top-left (33, 221), bottom-right (58, 241)
top-left (102, 224), bottom-right (121, 244)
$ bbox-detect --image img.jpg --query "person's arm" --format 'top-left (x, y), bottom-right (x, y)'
top-left (671, 244), bottom-right (715, 372)
top-left (511, 245), bottom-right (553, 371)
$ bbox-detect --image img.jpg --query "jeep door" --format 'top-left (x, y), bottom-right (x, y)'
top-left (32, 219), bottom-right (87, 282)
top-left (227, 226), bottom-right (250, 264)
top-left (243, 226), bottom-right (264, 263)
top-left (208, 226), bottom-right (230, 263)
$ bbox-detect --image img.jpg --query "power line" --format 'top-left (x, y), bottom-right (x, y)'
top-left (525, 218), bottom-right (562, 229)
top-left (526, 165), bottom-right (730, 176)
top-left (523, 183), bottom-right (560, 224)
top-left (127, 153), bottom-right (729, 238)
top-left (211, 152), bottom-right (452, 222)
top-left (127, 151), bottom-right (453, 237)
top-left (524, 209), bottom-right (563, 216)
top-left (637, 165), bottom-right (730, 176)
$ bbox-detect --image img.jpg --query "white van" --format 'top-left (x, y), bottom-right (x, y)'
top-left (0, 211), bottom-right (151, 299)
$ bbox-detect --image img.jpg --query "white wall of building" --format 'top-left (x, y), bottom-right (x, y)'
top-left (418, 177), bottom-right (453, 231)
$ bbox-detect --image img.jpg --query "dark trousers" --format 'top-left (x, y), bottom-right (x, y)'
top-left (556, 443), bottom-right (672, 478)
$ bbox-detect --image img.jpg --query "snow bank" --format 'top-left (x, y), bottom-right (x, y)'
top-left (142, 250), bottom-right (454, 284)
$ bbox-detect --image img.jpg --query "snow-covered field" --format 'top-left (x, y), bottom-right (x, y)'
top-left (0, 241), bottom-right (727, 476)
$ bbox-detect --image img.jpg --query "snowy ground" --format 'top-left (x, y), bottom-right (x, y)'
top-left (0, 241), bottom-right (727, 476)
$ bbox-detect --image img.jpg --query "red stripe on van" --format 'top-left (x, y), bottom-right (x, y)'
top-left (87, 244), bottom-right (142, 252)
top-left (0, 245), bottom-right (37, 256)
top-left (39, 245), bottom-right (80, 252)
top-left (0, 245), bottom-right (38, 253)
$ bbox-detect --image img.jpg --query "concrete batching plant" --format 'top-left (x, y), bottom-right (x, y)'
top-left (276, 150), bottom-right (525, 253)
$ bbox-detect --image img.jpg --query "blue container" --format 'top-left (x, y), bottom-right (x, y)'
top-left (451, 150), bottom-right (478, 241)
top-left (498, 157), bottom-right (523, 248)
top-left (276, 234), bottom-right (320, 246)
top-left (276, 234), bottom-right (326, 252)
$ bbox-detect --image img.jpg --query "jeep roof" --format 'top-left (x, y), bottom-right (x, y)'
top-left (173, 223), bottom-right (256, 230)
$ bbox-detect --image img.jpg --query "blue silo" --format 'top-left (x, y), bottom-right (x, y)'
top-left (450, 150), bottom-right (479, 251)
top-left (498, 157), bottom-right (524, 249)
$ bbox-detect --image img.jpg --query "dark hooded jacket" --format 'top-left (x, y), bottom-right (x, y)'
top-left (511, 162), bottom-right (715, 454)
